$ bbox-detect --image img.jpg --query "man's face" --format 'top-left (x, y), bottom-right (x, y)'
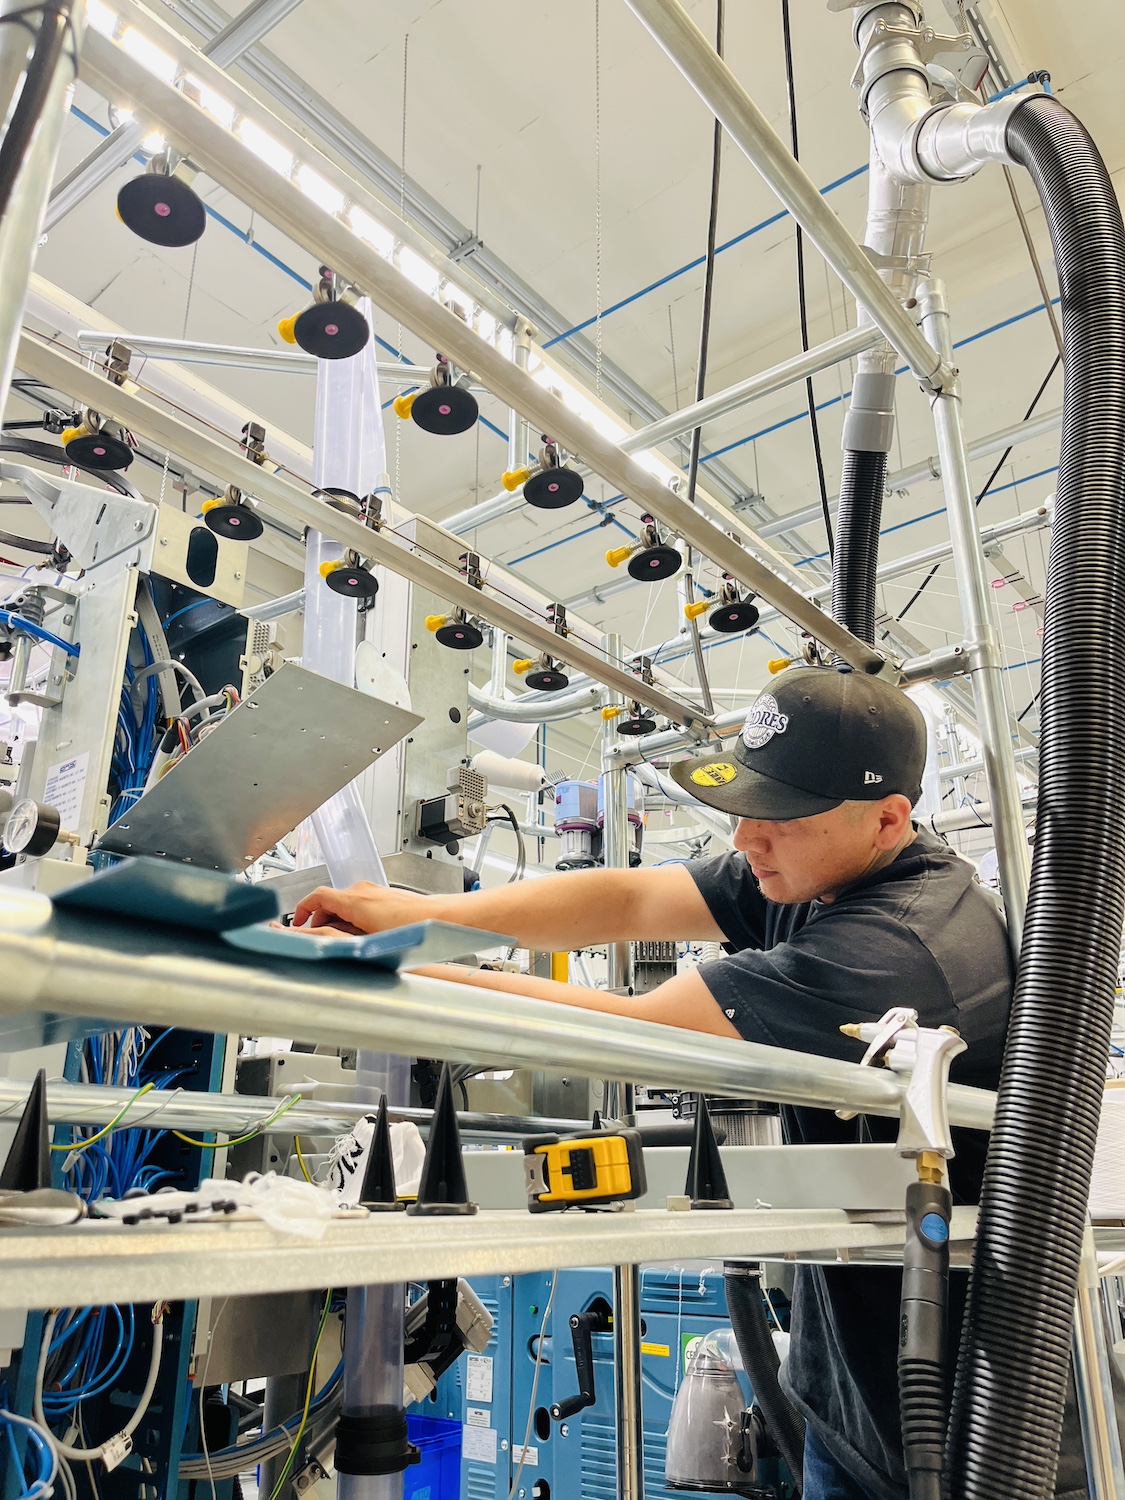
top-left (732, 798), bottom-right (909, 904)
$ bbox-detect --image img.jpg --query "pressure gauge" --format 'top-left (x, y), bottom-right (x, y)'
top-left (3, 798), bottom-right (62, 857)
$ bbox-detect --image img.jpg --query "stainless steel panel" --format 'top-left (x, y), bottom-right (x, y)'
top-left (96, 664), bottom-right (421, 869)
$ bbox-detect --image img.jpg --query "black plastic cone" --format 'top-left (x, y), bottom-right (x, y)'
top-left (358, 1096), bottom-right (403, 1211)
top-left (0, 1069), bottom-right (51, 1192)
top-left (685, 1095), bottom-right (733, 1210)
top-left (407, 1063), bottom-right (476, 1216)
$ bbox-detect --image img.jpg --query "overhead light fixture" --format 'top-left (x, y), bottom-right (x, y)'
top-left (237, 118), bottom-right (293, 178)
top-left (297, 164), bottom-right (345, 217)
top-left (87, 1), bottom-right (117, 38)
top-left (120, 27), bottom-right (177, 84)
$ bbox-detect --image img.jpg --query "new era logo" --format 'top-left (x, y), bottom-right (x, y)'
top-left (864, 771), bottom-right (883, 785)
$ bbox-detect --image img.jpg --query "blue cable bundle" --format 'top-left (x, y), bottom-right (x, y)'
top-left (108, 611), bottom-right (160, 826)
top-left (0, 1392), bottom-right (57, 1500)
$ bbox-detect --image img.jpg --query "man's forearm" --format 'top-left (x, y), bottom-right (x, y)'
top-left (423, 867), bottom-right (646, 951)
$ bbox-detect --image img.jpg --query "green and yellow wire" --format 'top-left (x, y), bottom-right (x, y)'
top-left (268, 1290), bottom-right (333, 1500)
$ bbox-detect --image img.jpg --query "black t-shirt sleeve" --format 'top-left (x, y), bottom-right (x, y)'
top-left (696, 903), bottom-right (955, 1064)
top-left (686, 850), bottom-right (769, 948)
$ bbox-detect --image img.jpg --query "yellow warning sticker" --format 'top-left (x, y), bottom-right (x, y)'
top-left (690, 762), bottom-right (738, 787)
top-left (641, 1342), bottom-right (670, 1357)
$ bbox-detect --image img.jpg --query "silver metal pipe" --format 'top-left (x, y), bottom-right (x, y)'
top-left (73, 330), bottom-right (432, 382)
top-left (607, 708), bottom-right (746, 763)
top-left (921, 794), bottom-right (1037, 837)
top-left (0, 0), bottom-right (84, 425)
top-left (467, 680), bottom-right (602, 727)
top-left (44, 0), bottom-right (305, 230)
top-left (0, 1075), bottom-right (588, 1142)
top-left (1072, 1226), bottom-right (1125, 1500)
top-left (622, 0), bottom-right (947, 390)
top-left (0, 922), bottom-right (997, 1129)
top-left (601, 634), bottom-right (634, 997)
top-left (76, 20), bottom-right (887, 676)
top-left (620, 326), bottom-right (880, 453)
top-left (940, 749), bottom-right (1036, 781)
top-left (919, 280), bottom-right (1030, 952)
top-left (614, 1262), bottom-right (645, 1500)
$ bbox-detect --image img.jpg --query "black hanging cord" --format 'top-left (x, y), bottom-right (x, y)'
top-left (894, 353), bottom-right (1061, 624)
top-left (780, 0), bottom-right (833, 560)
top-left (684, 0), bottom-right (723, 511)
top-left (0, 2), bottom-right (76, 224)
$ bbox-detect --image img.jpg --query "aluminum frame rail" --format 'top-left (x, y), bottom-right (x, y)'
top-left (74, 19), bottom-right (886, 677)
top-left (15, 332), bottom-right (702, 726)
top-left (0, 1206), bottom-right (980, 1313)
top-left (0, 910), bottom-right (996, 1131)
top-left (622, 0), bottom-right (951, 392)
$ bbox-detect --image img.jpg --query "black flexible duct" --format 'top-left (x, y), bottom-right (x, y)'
top-left (724, 1263), bottom-right (804, 1492)
top-left (945, 95), bottom-right (1125, 1499)
top-left (831, 448), bottom-right (887, 645)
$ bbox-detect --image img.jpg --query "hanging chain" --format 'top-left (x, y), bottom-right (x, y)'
top-left (594, 0), bottom-right (603, 399)
top-left (181, 238), bottom-right (198, 340)
top-left (158, 450), bottom-right (171, 508)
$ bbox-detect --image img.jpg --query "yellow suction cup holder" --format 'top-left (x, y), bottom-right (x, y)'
top-left (767, 657), bottom-right (793, 674)
top-left (605, 544), bottom-right (635, 569)
top-left (276, 313), bottom-right (300, 345)
top-left (318, 559), bottom-right (345, 580)
top-left (59, 425), bottom-right (89, 447)
top-left (512, 658), bottom-right (535, 675)
top-left (683, 599), bottom-right (708, 620)
top-left (392, 392), bottom-right (417, 421)
top-left (601, 705), bottom-right (623, 721)
top-left (501, 466), bottom-right (533, 492)
top-left (424, 613), bottom-right (450, 633)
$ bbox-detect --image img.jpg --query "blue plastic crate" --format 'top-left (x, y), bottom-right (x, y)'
top-left (405, 1415), bottom-right (463, 1500)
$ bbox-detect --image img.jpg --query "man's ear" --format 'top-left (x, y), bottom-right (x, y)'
top-left (876, 794), bottom-right (914, 846)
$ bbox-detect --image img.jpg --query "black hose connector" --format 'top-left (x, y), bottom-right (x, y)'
top-left (335, 1407), bottom-right (420, 1476)
top-left (724, 1263), bottom-right (805, 1493)
top-left (946, 94), bottom-right (1125, 1500)
top-left (831, 448), bottom-right (888, 645)
top-left (900, 1179), bottom-right (952, 1500)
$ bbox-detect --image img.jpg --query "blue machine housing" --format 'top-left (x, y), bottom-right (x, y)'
top-left (413, 1268), bottom-right (794, 1500)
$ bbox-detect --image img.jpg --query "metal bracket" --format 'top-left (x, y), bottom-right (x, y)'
top-left (851, 18), bottom-right (987, 95)
top-left (0, 461), bottom-right (155, 570)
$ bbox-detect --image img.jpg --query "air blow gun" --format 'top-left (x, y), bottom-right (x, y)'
top-left (839, 1007), bottom-right (967, 1500)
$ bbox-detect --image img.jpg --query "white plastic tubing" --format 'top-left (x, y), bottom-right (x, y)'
top-left (303, 301), bottom-right (388, 892)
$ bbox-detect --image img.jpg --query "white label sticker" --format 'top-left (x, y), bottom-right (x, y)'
top-left (512, 1444), bottom-right (538, 1466)
top-left (43, 751), bottom-right (88, 831)
top-left (466, 1353), bottom-right (493, 1403)
top-left (465, 1407), bottom-right (490, 1428)
top-left (462, 1425), bottom-right (497, 1464)
top-left (100, 1431), bottom-right (133, 1473)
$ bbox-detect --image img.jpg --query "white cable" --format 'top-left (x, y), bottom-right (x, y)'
top-left (508, 1273), bottom-right (557, 1500)
top-left (34, 1307), bottom-right (166, 1463)
top-left (0, 1407), bottom-right (59, 1499)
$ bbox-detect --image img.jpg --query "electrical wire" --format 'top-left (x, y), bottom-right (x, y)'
top-left (508, 1274), bottom-right (558, 1500)
top-left (684, 0), bottom-right (723, 519)
top-left (0, 1406), bottom-right (58, 1500)
top-left (895, 354), bottom-right (1061, 622)
top-left (0, 1), bottom-right (76, 225)
top-left (294, 1135), bottom-right (314, 1183)
top-left (267, 1292), bottom-right (333, 1500)
top-left (170, 1089), bottom-right (301, 1149)
top-left (780, 0), bottom-right (833, 560)
top-left (50, 1082), bottom-right (155, 1154)
top-left (34, 1303), bottom-right (168, 1463)
top-left (487, 804), bottom-right (526, 883)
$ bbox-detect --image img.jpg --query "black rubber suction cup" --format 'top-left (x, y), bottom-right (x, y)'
top-left (64, 431), bottom-right (133, 471)
top-left (435, 620), bottom-right (483, 650)
top-left (407, 1063), bottom-right (477, 1216)
top-left (117, 172), bottom-right (206, 248)
top-left (0, 1069), bottom-right (51, 1192)
top-left (524, 465), bottom-right (585, 510)
top-left (525, 667), bottom-right (570, 691)
top-left (617, 710), bottom-right (657, 736)
top-left (358, 1095), bottom-right (404, 1211)
top-left (325, 564), bottom-right (379, 601)
top-left (709, 599), bottom-right (760, 635)
top-left (293, 301), bottom-right (370, 360)
top-left (411, 383), bottom-right (478, 436)
top-left (203, 502), bottom-right (264, 541)
top-left (685, 1095), bottom-right (733, 1210)
top-left (628, 544), bottom-right (682, 581)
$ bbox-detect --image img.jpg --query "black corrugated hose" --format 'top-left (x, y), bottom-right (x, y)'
top-left (830, 449), bottom-right (887, 644)
top-left (945, 95), bottom-right (1125, 1498)
top-left (723, 1263), bottom-right (805, 1492)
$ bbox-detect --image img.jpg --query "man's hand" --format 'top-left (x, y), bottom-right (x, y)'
top-left (292, 881), bottom-right (430, 934)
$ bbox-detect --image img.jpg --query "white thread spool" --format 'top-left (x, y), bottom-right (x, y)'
top-left (1090, 1081), bottom-right (1125, 1220)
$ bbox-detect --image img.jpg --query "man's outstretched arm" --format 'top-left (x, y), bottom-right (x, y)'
top-left (293, 863), bottom-right (725, 951)
top-left (408, 960), bottom-right (742, 1040)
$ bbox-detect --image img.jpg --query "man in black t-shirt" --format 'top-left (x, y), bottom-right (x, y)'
top-left (294, 665), bottom-right (1014, 1500)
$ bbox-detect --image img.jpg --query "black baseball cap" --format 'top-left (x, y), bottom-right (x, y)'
top-left (669, 665), bottom-right (926, 821)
